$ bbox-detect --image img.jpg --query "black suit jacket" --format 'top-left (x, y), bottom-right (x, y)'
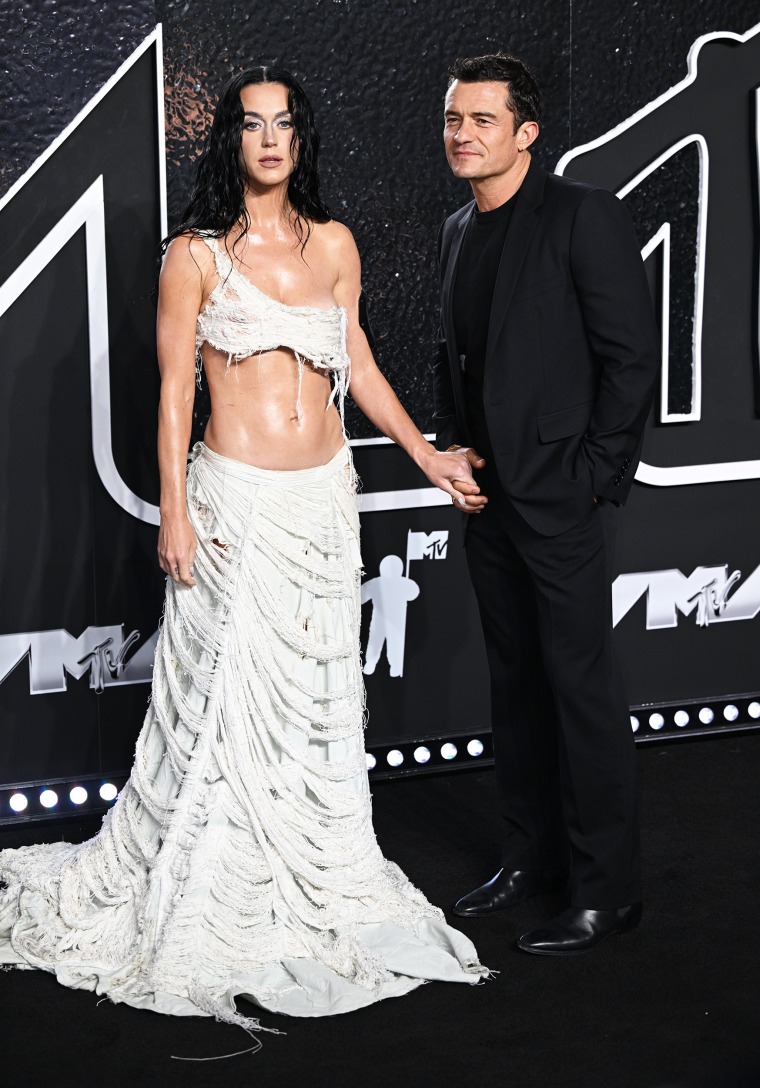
top-left (433, 159), bottom-right (660, 536)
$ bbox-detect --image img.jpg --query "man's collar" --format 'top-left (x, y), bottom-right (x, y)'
top-left (517, 156), bottom-right (547, 210)
top-left (467, 155), bottom-right (547, 213)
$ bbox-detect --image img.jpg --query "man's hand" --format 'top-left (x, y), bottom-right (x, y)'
top-left (419, 445), bottom-right (488, 514)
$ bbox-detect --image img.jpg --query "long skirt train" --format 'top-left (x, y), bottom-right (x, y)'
top-left (0, 442), bottom-right (487, 1032)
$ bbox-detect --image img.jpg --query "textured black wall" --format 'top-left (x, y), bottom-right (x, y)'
top-left (1, 1), bottom-right (154, 193)
top-left (4, 1), bottom-right (758, 435)
top-left (155, 0), bottom-right (760, 437)
top-left (2, 4), bottom-right (760, 774)
top-left (159, 0), bottom-right (571, 438)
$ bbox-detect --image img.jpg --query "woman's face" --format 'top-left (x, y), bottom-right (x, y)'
top-left (238, 81), bottom-right (297, 190)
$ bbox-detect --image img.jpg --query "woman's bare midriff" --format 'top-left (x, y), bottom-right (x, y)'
top-left (201, 342), bottom-right (345, 470)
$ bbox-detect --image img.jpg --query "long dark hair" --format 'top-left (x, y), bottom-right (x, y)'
top-left (163, 66), bottom-right (330, 256)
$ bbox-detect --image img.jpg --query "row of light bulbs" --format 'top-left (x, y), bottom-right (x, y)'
top-left (8, 782), bottom-right (119, 814)
top-left (4, 703), bottom-right (758, 813)
top-left (365, 702), bottom-right (760, 772)
top-left (630, 701), bottom-right (760, 733)
top-left (366, 737), bottom-right (485, 771)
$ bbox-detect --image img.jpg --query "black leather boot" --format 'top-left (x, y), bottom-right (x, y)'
top-left (516, 902), bottom-right (643, 954)
top-left (452, 869), bottom-right (568, 917)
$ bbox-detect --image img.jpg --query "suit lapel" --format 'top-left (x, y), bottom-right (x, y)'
top-left (486, 159), bottom-right (546, 360)
top-left (442, 203), bottom-right (475, 388)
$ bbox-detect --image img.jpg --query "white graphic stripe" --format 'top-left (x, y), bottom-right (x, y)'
top-left (557, 23), bottom-right (760, 486)
top-left (617, 135), bottom-right (707, 424)
top-left (0, 178), bottom-right (162, 523)
top-left (0, 28), bottom-right (163, 216)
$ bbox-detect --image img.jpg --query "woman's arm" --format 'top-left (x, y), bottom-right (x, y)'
top-left (155, 235), bottom-right (210, 585)
top-left (330, 225), bottom-right (486, 512)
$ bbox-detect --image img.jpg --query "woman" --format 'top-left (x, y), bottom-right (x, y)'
top-left (0, 68), bottom-right (487, 1037)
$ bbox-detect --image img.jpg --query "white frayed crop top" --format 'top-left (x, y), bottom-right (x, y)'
top-left (195, 234), bottom-right (350, 427)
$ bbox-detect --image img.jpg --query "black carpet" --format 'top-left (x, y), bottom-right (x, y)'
top-left (1, 733), bottom-right (759, 1088)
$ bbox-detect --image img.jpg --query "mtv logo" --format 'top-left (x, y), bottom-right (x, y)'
top-left (613, 564), bottom-right (760, 629)
top-left (0, 625), bottom-right (157, 695)
top-left (406, 530), bottom-right (449, 563)
top-left (558, 24), bottom-right (760, 486)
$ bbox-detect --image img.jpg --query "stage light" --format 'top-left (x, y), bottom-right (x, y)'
top-left (649, 713), bottom-right (665, 730)
top-left (723, 705), bottom-right (739, 722)
top-left (413, 747), bottom-right (431, 764)
top-left (467, 739), bottom-right (484, 757)
top-left (749, 702), bottom-right (760, 720)
top-left (99, 783), bottom-right (118, 802)
top-left (365, 753), bottom-right (376, 770)
top-left (630, 716), bottom-right (639, 732)
top-left (698, 707), bottom-right (714, 724)
top-left (386, 749), bottom-right (404, 768)
top-left (9, 793), bottom-right (28, 813)
top-left (440, 743), bottom-right (457, 760)
top-left (69, 787), bottom-right (87, 805)
top-left (40, 789), bottom-right (58, 809)
top-left (674, 710), bottom-right (690, 727)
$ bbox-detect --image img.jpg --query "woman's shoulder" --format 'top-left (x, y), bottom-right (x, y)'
top-left (312, 218), bottom-right (356, 249)
top-left (164, 231), bottom-right (217, 265)
top-left (310, 219), bottom-right (360, 271)
top-left (160, 232), bottom-right (217, 286)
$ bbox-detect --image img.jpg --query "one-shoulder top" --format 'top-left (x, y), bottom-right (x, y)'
top-left (195, 234), bottom-right (351, 427)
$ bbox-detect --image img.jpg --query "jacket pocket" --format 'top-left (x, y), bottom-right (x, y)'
top-left (537, 400), bottom-right (594, 443)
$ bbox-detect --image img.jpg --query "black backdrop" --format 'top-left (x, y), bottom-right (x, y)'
top-left (1, 1), bottom-right (759, 820)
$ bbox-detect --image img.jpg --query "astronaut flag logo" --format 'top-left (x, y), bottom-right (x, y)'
top-left (361, 531), bottom-right (449, 679)
top-left (558, 23), bottom-right (760, 485)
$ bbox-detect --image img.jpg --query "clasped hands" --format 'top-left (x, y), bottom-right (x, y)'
top-left (419, 445), bottom-right (488, 514)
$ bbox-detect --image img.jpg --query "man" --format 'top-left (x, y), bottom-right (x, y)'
top-left (433, 54), bottom-right (660, 954)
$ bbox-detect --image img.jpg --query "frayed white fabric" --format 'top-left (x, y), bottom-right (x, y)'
top-left (0, 443), bottom-right (487, 1040)
top-left (195, 236), bottom-right (351, 428)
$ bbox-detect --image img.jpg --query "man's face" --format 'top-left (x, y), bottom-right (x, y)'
top-left (443, 79), bottom-right (526, 182)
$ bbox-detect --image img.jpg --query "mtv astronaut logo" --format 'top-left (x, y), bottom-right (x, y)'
top-left (361, 530), bottom-right (448, 678)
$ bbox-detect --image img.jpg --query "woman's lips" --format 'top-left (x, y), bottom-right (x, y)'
top-left (259, 157), bottom-right (283, 167)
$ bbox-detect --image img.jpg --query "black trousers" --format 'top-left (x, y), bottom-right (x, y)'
top-left (464, 460), bottom-right (641, 909)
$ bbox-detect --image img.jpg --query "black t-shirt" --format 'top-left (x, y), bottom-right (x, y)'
top-left (453, 194), bottom-right (517, 421)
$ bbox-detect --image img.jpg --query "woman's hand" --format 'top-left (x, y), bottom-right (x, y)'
top-left (418, 446), bottom-right (488, 514)
top-left (158, 514), bottom-right (198, 586)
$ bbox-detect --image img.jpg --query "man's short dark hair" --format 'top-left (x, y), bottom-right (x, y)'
top-left (447, 53), bottom-right (542, 131)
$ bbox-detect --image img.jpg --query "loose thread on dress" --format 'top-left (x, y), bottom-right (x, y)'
top-left (171, 1043), bottom-right (262, 1061)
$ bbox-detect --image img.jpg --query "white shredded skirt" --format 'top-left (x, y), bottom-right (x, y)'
top-left (0, 442), bottom-right (487, 1034)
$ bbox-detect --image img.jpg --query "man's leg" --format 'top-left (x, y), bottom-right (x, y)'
top-left (465, 495), bottom-right (568, 876)
top-left (511, 500), bottom-right (641, 909)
